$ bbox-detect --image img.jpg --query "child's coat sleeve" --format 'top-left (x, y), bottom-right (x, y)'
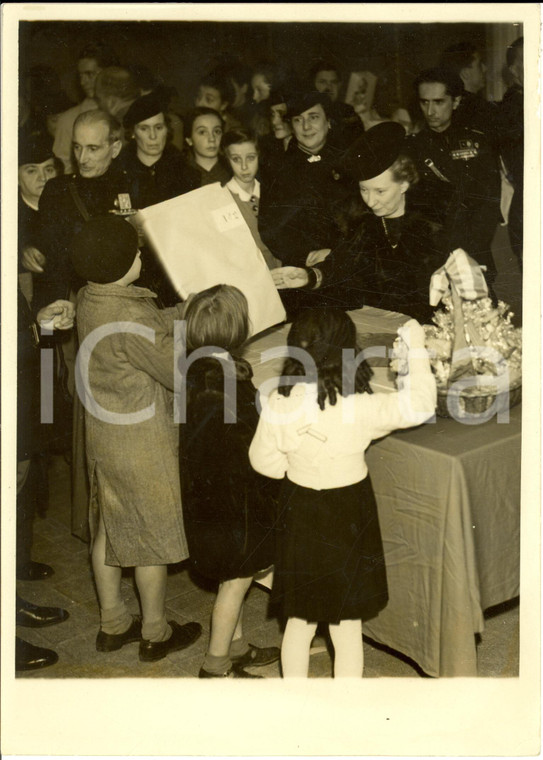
top-left (121, 303), bottom-right (185, 391)
top-left (249, 403), bottom-right (288, 479)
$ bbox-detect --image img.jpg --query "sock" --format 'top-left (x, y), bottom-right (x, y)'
top-left (142, 616), bottom-right (171, 643)
top-left (202, 653), bottom-right (232, 675)
top-left (229, 636), bottom-right (250, 659)
top-left (100, 602), bottom-right (132, 635)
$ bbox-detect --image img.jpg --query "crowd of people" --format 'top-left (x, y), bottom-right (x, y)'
top-left (16, 36), bottom-right (523, 676)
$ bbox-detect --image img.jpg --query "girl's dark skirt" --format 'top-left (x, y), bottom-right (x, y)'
top-left (271, 476), bottom-right (388, 624)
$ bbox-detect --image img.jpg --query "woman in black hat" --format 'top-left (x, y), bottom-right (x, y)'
top-left (18, 133), bottom-right (63, 282)
top-left (272, 121), bottom-right (447, 323)
top-left (118, 91), bottom-right (200, 209)
top-left (117, 92), bottom-right (201, 305)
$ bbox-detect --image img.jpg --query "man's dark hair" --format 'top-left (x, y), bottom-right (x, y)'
top-left (198, 72), bottom-right (235, 107)
top-left (77, 41), bottom-right (119, 69)
top-left (94, 67), bottom-right (140, 103)
top-left (439, 42), bottom-right (479, 77)
top-left (414, 67), bottom-right (464, 99)
top-left (506, 36), bottom-right (523, 69)
top-left (309, 59), bottom-right (341, 82)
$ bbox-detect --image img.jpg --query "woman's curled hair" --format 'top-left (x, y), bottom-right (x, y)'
top-left (389, 153), bottom-right (419, 186)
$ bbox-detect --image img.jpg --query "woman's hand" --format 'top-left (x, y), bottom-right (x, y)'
top-left (272, 267), bottom-right (310, 289)
top-left (37, 300), bottom-right (75, 331)
top-left (22, 247), bottom-right (46, 273)
top-left (305, 248), bottom-right (331, 267)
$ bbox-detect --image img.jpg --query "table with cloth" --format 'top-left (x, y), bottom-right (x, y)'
top-left (242, 306), bottom-right (521, 677)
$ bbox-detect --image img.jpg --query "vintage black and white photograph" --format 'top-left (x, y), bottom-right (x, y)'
top-left (1, 2), bottom-right (540, 756)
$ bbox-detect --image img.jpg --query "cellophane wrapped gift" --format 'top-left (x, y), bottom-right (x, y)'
top-left (390, 251), bottom-right (522, 420)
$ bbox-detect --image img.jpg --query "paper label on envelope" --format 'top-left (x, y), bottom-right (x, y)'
top-left (212, 204), bottom-right (244, 232)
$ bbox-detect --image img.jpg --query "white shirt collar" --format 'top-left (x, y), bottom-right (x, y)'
top-left (226, 177), bottom-right (260, 202)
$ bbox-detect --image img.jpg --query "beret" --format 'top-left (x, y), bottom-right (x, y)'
top-left (18, 132), bottom-right (55, 166)
top-left (70, 215), bottom-right (139, 284)
top-left (341, 121), bottom-right (407, 181)
top-left (124, 92), bottom-right (166, 131)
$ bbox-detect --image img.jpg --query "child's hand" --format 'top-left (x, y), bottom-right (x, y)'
top-left (37, 300), bottom-right (75, 331)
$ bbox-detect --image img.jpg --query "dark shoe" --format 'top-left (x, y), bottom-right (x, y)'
top-left (17, 561), bottom-right (54, 581)
top-left (139, 620), bottom-right (202, 663)
top-left (199, 665), bottom-right (263, 679)
top-left (16, 598), bottom-right (69, 628)
top-left (96, 616), bottom-right (142, 652)
top-left (16, 637), bottom-right (58, 672)
top-left (231, 644), bottom-right (280, 668)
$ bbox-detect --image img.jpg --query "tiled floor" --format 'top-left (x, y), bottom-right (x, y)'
top-left (15, 226), bottom-right (522, 679)
top-left (16, 454), bottom-right (519, 679)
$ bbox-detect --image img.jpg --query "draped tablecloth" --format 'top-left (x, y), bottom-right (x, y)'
top-left (243, 306), bottom-right (521, 677)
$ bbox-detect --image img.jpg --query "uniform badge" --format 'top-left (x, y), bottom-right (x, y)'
top-left (111, 193), bottom-right (136, 216)
top-left (451, 139), bottom-right (479, 161)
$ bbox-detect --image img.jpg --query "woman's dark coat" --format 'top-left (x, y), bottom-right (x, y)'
top-left (313, 203), bottom-right (447, 323)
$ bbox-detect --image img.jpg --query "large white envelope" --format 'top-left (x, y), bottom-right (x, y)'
top-left (138, 183), bottom-right (286, 336)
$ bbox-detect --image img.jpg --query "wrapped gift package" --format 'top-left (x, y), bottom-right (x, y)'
top-left (138, 183), bottom-right (286, 336)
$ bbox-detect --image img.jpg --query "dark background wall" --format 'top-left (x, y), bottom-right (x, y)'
top-left (19, 20), bottom-right (519, 111)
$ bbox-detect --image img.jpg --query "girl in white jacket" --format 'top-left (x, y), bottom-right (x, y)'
top-left (249, 308), bottom-right (436, 677)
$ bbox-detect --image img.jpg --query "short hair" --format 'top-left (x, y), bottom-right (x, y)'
top-left (184, 284), bottom-right (250, 353)
top-left (506, 36), bottom-right (523, 69)
top-left (73, 108), bottom-right (123, 143)
top-left (94, 67), bottom-right (140, 103)
top-left (221, 127), bottom-right (259, 153)
top-left (279, 308), bottom-right (373, 410)
top-left (390, 154), bottom-right (419, 185)
top-left (414, 67), bottom-right (464, 99)
top-left (286, 90), bottom-right (332, 121)
top-left (439, 42), bottom-right (479, 76)
top-left (77, 42), bottom-right (119, 69)
top-left (309, 59), bottom-right (341, 82)
top-left (184, 107), bottom-right (225, 136)
top-left (199, 72), bottom-right (235, 107)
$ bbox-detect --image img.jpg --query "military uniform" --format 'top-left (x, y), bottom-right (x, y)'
top-left (31, 161), bottom-right (131, 310)
top-left (406, 123), bottom-right (501, 287)
top-left (453, 91), bottom-right (502, 150)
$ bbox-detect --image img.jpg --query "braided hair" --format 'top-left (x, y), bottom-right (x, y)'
top-left (279, 308), bottom-right (373, 410)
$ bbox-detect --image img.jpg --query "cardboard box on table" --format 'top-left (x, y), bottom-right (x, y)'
top-left (137, 182), bottom-right (286, 336)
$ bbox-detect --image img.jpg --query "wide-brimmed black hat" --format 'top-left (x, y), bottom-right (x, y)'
top-left (124, 92), bottom-right (166, 131)
top-left (70, 215), bottom-right (139, 284)
top-left (18, 132), bottom-right (55, 166)
top-left (341, 121), bottom-right (406, 181)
